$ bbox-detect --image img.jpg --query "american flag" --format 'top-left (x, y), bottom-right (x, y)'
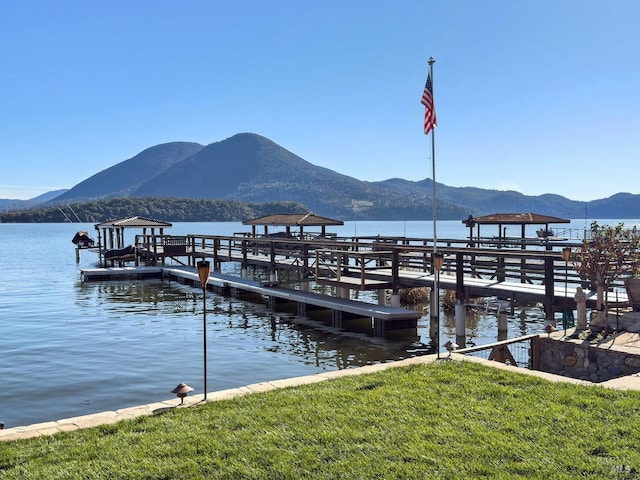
top-left (421, 73), bottom-right (437, 135)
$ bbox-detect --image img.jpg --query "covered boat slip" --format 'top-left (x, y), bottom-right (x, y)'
top-left (93, 216), bottom-right (173, 266)
top-left (92, 214), bottom-right (344, 267)
top-left (241, 213), bottom-right (343, 240)
top-left (462, 213), bottom-right (574, 247)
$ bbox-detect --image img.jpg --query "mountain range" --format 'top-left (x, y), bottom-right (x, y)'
top-left (3, 133), bottom-right (639, 220)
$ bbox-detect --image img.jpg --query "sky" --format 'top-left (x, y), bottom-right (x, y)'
top-left (1, 1), bottom-right (639, 201)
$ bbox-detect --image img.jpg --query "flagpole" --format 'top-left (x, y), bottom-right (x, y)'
top-left (429, 57), bottom-right (437, 252)
top-left (428, 56), bottom-right (440, 359)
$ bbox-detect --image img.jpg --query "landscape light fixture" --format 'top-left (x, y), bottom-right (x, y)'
top-left (197, 260), bottom-right (211, 400)
top-left (171, 383), bottom-right (194, 405)
top-left (432, 252), bottom-right (444, 359)
top-left (433, 252), bottom-right (444, 272)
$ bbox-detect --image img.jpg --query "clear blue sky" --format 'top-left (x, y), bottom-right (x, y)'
top-left (2, 1), bottom-right (638, 201)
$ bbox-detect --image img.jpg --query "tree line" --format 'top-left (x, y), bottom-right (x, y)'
top-left (0, 197), bottom-right (309, 223)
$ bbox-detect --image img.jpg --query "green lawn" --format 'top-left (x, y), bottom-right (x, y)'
top-left (2, 361), bottom-right (640, 479)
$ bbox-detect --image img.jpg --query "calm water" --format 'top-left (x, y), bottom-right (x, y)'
top-left (0, 219), bottom-right (630, 428)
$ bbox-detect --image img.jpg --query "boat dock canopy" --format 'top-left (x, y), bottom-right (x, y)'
top-left (462, 212), bottom-right (571, 244)
top-left (242, 213), bottom-right (343, 238)
top-left (94, 216), bottom-right (173, 230)
top-left (94, 216), bottom-right (173, 261)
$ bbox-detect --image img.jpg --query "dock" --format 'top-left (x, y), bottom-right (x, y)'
top-left (81, 265), bottom-right (423, 336)
top-left (80, 228), bottom-right (633, 337)
top-left (80, 266), bottom-right (163, 281)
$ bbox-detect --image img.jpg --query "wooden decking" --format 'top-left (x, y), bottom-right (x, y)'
top-left (85, 232), bottom-right (632, 322)
top-left (355, 269), bottom-right (605, 308)
top-left (81, 266), bottom-right (163, 281)
top-left (81, 265), bottom-right (423, 336)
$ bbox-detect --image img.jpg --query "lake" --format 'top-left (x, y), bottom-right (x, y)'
top-left (0, 218), bottom-right (630, 428)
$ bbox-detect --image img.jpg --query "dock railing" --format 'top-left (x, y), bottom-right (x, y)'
top-left (454, 334), bottom-right (540, 369)
top-left (132, 233), bottom-right (631, 311)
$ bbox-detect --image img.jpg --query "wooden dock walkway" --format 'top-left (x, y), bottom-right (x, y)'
top-left (81, 265), bottom-right (423, 336)
top-left (84, 233), bottom-right (631, 324)
top-left (81, 266), bottom-right (163, 281)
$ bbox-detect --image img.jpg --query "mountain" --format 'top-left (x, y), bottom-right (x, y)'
top-left (30, 189), bottom-right (68, 203)
top-left (129, 133), bottom-right (450, 218)
top-left (0, 189), bottom-right (68, 211)
top-left (17, 132), bottom-right (637, 221)
top-left (375, 178), bottom-right (636, 220)
top-left (586, 193), bottom-right (640, 219)
top-left (53, 141), bottom-right (205, 202)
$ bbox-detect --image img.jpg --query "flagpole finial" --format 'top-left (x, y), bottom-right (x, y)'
top-left (428, 56), bottom-right (435, 65)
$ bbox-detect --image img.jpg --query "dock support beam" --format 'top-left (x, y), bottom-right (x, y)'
top-left (455, 252), bottom-right (466, 302)
top-left (455, 300), bottom-right (465, 338)
top-left (544, 257), bottom-right (556, 323)
top-left (390, 293), bottom-right (400, 308)
top-left (373, 318), bottom-right (384, 337)
top-left (390, 249), bottom-right (400, 308)
top-left (430, 288), bottom-right (439, 322)
top-left (332, 310), bottom-right (342, 329)
top-left (498, 312), bottom-right (508, 340)
top-left (378, 289), bottom-right (387, 306)
top-left (337, 287), bottom-right (349, 299)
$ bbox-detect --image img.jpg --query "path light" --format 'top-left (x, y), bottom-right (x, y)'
top-left (433, 252), bottom-right (444, 359)
top-left (171, 383), bottom-right (194, 405)
top-left (562, 247), bottom-right (572, 334)
top-left (197, 260), bottom-right (211, 400)
top-left (433, 252), bottom-right (444, 272)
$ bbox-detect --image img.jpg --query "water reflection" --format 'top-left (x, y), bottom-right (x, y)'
top-left (75, 276), bottom-right (549, 359)
top-left (76, 280), bottom-right (200, 316)
top-left (74, 279), bottom-right (423, 374)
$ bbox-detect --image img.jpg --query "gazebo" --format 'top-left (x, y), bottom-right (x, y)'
top-left (94, 216), bottom-right (172, 265)
top-left (242, 213), bottom-right (343, 239)
top-left (462, 213), bottom-right (570, 247)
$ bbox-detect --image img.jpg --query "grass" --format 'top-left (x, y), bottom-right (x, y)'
top-left (2, 361), bottom-right (640, 479)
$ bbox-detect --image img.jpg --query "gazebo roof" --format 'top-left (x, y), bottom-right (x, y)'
top-left (463, 213), bottom-right (570, 226)
top-left (243, 213), bottom-right (343, 227)
top-left (95, 216), bottom-right (172, 229)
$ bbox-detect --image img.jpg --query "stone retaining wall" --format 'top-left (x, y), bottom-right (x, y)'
top-left (537, 337), bottom-right (640, 383)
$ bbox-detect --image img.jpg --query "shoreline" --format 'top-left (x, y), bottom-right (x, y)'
top-left (5, 341), bottom-right (640, 443)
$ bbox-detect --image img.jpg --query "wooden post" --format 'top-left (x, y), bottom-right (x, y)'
top-left (214, 238), bottom-right (220, 272)
top-left (544, 256), bottom-right (555, 323)
top-left (455, 251), bottom-right (465, 302)
top-left (455, 300), bottom-right (465, 338)
top-left (390, 248), bottom-right (400, 307)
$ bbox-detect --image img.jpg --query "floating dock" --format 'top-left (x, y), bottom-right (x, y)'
top-left (81, 265), bottom-right (422, 336)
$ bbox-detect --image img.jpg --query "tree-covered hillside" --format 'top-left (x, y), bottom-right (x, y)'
top-left (0, 198), bottom-right (309, 223)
